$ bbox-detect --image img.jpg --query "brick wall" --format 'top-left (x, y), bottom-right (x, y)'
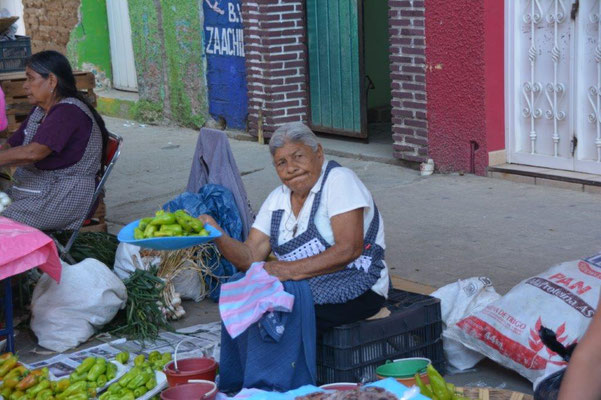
top-left (242, 0), bottom-right (308, 138)
top-left (389, 0), bottom-right (428, 163)
top-left (22, 0), bottom-right (81, 54)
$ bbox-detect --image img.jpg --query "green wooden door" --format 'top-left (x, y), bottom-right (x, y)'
top-left (306, 0), bottom-right (366, 138)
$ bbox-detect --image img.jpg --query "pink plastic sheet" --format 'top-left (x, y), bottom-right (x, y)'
top-left (0, 217), bottom-right (61, 282)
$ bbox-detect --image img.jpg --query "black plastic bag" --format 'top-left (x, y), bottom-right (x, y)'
top-left (533, 325), bottom-right (577, 400)
top-left (534, 368), bottom-right (565, 400)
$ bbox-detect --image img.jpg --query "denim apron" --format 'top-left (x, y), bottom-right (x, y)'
top-left (269, 160), bottom-right (386, 304)
top-left (4, 98), bottom-right (102, 231)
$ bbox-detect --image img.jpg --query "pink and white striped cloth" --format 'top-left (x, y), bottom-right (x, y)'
top-left (219, 262), bottom-right (295, 339)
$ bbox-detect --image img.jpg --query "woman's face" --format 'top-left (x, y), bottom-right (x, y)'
top-left (23, 67), bottom-right (55, 106)
top-left (273, 140), bottom-right (324, 195)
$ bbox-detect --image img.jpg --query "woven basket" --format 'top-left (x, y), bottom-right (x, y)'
top-left (456, 387), bottom-right (533, 400)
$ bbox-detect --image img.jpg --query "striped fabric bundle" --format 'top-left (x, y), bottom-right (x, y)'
top-left (219, 262), bottom-right (295, 339)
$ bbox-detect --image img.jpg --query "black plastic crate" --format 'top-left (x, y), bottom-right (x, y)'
top-left (0, 36), bottom-right (31, 73)
top-left (316, 289), bottom-right (444, 384)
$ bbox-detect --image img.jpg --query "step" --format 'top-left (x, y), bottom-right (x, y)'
top-left (488, 164), bottom-right (601, 194)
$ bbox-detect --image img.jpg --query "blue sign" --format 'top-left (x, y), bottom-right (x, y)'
top-left (203, 0), bottom-right (248, 130)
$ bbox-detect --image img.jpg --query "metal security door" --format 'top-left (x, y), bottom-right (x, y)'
top-left (306, 0), bottom-right (366, 138)
top-left (106, 0), bottom-right (138, 92)
top-left (507, 0), bottom-right (601, 174)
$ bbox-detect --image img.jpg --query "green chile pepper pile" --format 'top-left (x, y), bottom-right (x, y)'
top-left (134, 210), bottom-right (210, 239)
top-left (415, 364), bottom-right (471, 400)
top-left (0, 354), bottom-right (116, 400)
top-left (99, 352), bottom-right (171, 400)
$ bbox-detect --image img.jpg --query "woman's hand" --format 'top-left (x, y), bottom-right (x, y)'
top-left (198, 214), bottom-right (224, 234)
top-left (264, 260), bottom-right (294, 281)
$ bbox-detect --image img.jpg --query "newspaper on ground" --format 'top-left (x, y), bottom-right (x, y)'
top-left (24, 340), bottom-right (125, 378)
top-left (23, 322), bottom-right (222, 379)
top-left (113, 321), bottom-right (222, 360)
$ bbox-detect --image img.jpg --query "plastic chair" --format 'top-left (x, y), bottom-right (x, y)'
top-left (56, 132), bottom-right (123, 263)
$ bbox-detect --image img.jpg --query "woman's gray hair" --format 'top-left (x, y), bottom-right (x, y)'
top-left (269, 122), bottom-right (320, 156)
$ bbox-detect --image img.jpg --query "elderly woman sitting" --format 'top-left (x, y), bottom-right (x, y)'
top-left (201, 122), bottom-right (389, 391)
top-left (0, 51), bottom-right (108, 231)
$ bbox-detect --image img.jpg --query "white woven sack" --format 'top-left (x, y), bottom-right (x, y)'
top-left (445, 254), bottom-right (601, 388)
top-left (431, 277), bottom-right (501, 370)
top-left (31, 258), bottom-right (127, 352)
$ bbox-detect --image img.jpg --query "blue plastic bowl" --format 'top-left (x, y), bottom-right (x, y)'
top-left (117, 219), bottom-right (222, 250)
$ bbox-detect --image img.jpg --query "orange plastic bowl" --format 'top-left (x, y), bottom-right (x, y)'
top-left (160, 381), bottom-right (217, 400)
top-left (163, 358), bottom-right (218, 387)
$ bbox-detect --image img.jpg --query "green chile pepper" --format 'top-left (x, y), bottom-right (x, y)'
top-left (0, 356), bottom-right (18, 377)
top-left (26, 379), bottom-right (50, 397)
top-left (96, 374), bottom-right (108, 387)
top-left (120, 392), bottom-right (135, 400)
top-left (107, 383), bottom-right (121, 393)
top-left (69, 371), bottom-right (87, 383)
top-left (64, 393), bottom-right (88, 400)
top-left (147, 351), bottom-right (160, 363)
top-left (149, 212), bottom-right (176, 226)
top-left (115, 352), bottom-right (129, 364)
top-left (143, 224), bottom-right (157, 238)
top-left (86, 360), bottom-right (107, 381)
top-left (415, 373), bottom-right (433, 398)
top-left (134, 228), bottom-right (144, 240)
top-left (138, 217), bottom-right (153, 231)
top-left (126, 371), bottom-right (151, 389)
top-left (106, 362), bottom-right (117, 380)
top-left (174, 211), bottom-right (193, 232)
top-left (57, 381), bottom-right (87, 399)
top-left (74, 357), bottom-right (96, 374)
top-left (427, 364), bottom-right (450, 400)
top-left (9, 390), bottom-right (25, 400)
top-left (134, 385), bottom-right (148, 397)
top-left (133, 355), bottom-right (145, 367)
top-left (35, 388), bottom-right (53, 400)
top-left (118, 367), bottom-right (140, 387)
top-left (160, 224), bottom-right (183, 236)
top-left (146, 377), bottom-right (157, 390)
top-left (98, 392), bottom-right (111, 400)
top-left (187, 217), bottom-right (204, 233)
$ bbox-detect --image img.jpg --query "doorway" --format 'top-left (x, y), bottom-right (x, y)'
top-left (305, 0), bottom-right (392, 149)
top-left (106, 0), bottom-right (138, 92)
top-left (364, 0), bottom-right (392, 147)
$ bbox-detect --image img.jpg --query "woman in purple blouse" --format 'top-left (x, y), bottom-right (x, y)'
top-left (0, 51), bottom-right (109, 231)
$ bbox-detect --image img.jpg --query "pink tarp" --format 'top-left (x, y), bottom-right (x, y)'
top-left (0, 217), bottom-right (61, 282)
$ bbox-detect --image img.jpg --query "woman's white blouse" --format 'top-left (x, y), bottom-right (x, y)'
top-left (252, 161), bottom-right (390, 298)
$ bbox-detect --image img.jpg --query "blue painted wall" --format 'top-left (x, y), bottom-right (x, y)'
top-left (203, 0), bottom-right (248, 129)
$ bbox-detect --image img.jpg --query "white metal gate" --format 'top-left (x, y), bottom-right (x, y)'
top-left (506, 0), bottom-right (601, 174)
top-left (106, 0), bottom-right (138, 92)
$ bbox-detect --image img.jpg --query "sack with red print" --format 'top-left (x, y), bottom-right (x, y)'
top-left (445, 253), bottom-right (601, 388)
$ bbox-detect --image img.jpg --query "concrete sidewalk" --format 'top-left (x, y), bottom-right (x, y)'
top-left (104, 117), bottom-right (601, 294)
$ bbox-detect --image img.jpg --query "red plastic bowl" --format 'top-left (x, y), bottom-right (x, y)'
top-left (319, 383), bottom-right (359, 391)
top-left (164, 358), bottom-right (218, 387)
top-left (160, 381), bottom-right (217, 400)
